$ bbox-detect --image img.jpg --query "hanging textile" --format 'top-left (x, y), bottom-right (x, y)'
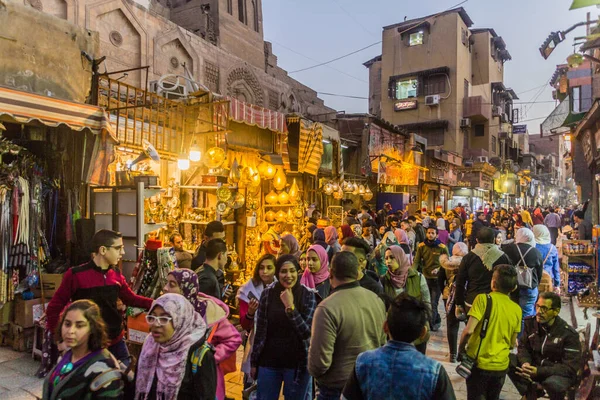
top-left (86, 130), bottom-right (115, 186)
top-left (298, 120), bottom-right (323, 176)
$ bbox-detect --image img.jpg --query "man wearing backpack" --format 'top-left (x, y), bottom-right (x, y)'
top-left (458, 264), bottom-right (521, 400)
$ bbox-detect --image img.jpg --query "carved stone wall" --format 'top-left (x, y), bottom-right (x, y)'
top-left (226, 66), bottom-right (264, 106)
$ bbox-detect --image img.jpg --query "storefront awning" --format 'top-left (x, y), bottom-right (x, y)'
top-left (228, 97), bottom-right (287, 134)
top-left (0, 86), bottom-right (117, 142)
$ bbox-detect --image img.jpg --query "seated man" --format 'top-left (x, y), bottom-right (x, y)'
top-left (342, 293), bottom-right (455, 400)
top-left (508, 291), bottom-right (581, 400)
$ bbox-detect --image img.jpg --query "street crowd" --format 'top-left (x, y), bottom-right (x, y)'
top-left (39, 202), bottom-right (588, 400)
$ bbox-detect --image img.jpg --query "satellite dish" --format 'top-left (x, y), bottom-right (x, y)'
top-left (130, 140), bottom-right (160, 168)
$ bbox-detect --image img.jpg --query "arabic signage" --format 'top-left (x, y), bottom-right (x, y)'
top-left (378, 161), bottom-right (420, 186)
top-left (394, 100), bottom-right (418, 111)
top-left (513, 124), bottom-right (527, 134)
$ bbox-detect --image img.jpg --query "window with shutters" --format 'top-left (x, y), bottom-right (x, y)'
top-left (423, 75), bottom-right (446, 96)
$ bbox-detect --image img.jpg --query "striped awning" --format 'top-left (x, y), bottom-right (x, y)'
top-left (298, 120), bottom-right (323, 176)
top-left (228, 97), bottom-right (287, 134)
top-left (0, 86), bottom-right (117, 142)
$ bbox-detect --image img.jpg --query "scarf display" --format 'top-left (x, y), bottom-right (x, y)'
top-left (471, 243), bottom-right (505, 271)
top-left (386, 245), bottom-right (411, 289)
top-left (532, 225), bottom-right (551, 245)
top-left (168, 268), bottom-right (206, 317)
top-left (516, 227), bottom-right (536, 248)
top-left (135, 293), bottom-right (207, 400)
top-left (280, 233), bottom-right (301, 258)
top-left (301, 245), bottom-right (329, 288)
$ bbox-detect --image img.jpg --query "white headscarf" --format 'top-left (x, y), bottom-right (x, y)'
top-left (533, 225), bottom-right (551, 245)
top-left (436, 218), bottom-right (447, 231)
top-left (515, 227), bottom-right (536, 247)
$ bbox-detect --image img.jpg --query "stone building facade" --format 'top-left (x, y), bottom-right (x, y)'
top-left (16, 0), bottom-right (333, 116)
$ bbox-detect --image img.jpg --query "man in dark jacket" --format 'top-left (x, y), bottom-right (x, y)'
top-left (455, 228), bottom-right (512, 316)
top-left (191, 221), bottom-right (225, 269)
top-left (508, 292), bottom-right (581, 400)
top-left (469, 212), bottom-right (489, 248)
top-left (376, 203), bottom-right (392, 227)
top-left (196, 238), bottom-right (229, 299)
top-left (342, 237), bottom-right (383, 295)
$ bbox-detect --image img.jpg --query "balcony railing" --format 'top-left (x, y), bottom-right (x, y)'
top-left (463, 96), bottom-right (491, 121)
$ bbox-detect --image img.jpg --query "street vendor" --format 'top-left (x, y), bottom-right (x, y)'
top-left (262, 221), bottom-right (284, 256)
top-left (45, 229), bottom-right (153, 365)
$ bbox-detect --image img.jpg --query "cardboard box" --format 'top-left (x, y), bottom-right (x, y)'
top-left (14, 298), bottom-right (48, 328)
top-left (127, 313), bottom-right (149, 344)
top-left (33, 273), bottom-right (63, 298)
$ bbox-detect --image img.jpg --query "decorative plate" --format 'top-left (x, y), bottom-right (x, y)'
top-left (216, 201), bottom-right (227, 214)
top-left (203, 147), bottom-right (226, 168)
top-left (217, 186), bottom-right (232, 202)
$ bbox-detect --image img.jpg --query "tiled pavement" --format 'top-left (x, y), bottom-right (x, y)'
top-left (0, 297), bottom-right (588, 399)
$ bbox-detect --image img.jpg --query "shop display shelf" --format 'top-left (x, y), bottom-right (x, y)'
top-left (179, 185), bottom-right (238, 190)
top-left (568, 272), bottom-right (595, 277)
top-left (143, 187), bottom-right (164, 198)
top-left (564, 253), bottom-right (595, 257)
top-left (264, 204), bottom-right (295, 207)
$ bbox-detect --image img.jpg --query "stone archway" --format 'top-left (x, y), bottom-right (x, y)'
top-left (226, 66), bottom-right (264, 106)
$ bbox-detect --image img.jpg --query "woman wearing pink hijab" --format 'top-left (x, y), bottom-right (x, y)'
top-left (324, 226), bottom-right (342, 253)
top-left (301, 244), bottom-right (331, 299)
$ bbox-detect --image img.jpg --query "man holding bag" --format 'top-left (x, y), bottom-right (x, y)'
top-left (457, 265), bottom-right (522, 400)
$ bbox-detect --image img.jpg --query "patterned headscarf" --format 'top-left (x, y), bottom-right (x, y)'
top-left (301, 244), bottom-right (330, 288)
top-left (280, 234), bottom-right (301, 259)
top-left (135, 293), bottom-right (206, 400)
top-left (168, 269), bottom-right (207, 317)
top-left (340, 225), bottom-right (355, 239)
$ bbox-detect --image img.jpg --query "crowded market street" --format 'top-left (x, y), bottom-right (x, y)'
top-left (4, 0), bottom-right (600, 399)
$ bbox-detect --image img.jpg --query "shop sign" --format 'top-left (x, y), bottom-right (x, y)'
top-left (513, 125), bottom-right (527, 134)
top-left (481, 176), bottom-right (492, 190)
top-left (378, 160), bottom-right (419, 185)
top-left (457, 180), bottom-right (471, 187)
top-left (394, 100), bottom-right (418, 111)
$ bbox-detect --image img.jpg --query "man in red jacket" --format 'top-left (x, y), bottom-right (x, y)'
top-left (46, 229), bottom-right (153, 364)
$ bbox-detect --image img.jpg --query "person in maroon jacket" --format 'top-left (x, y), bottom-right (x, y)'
top-left (45, 229), bottom-right (153, 364)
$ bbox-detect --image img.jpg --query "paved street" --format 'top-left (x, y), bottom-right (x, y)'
top-left (0, 298), bottom-right (586, 400)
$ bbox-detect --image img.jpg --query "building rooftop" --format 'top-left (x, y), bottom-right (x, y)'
top-left (363, 55), bottom-right (382, 68)
top-left (383, 7), bottom-right (473, 32)
top-left (470, 28), bottom-right (498, 37)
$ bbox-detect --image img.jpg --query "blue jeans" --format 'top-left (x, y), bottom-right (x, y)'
top-left (519, 286), bottom-right (538, 333)
top-left (108, 338), bottom-right (131, 366)
top-left (257, 367), bottom-right (312, 400)
top-left (316, 384), bottom-right (341, 400)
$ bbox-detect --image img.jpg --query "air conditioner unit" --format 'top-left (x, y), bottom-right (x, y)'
top-left (476, 156), bottom-right (489, 163)
top-left (460, 118), bottom-right (471, 128)
top-left (463, 159), bottom-right (474, 167)
top-left (425, 95), bottom-right (440, 106)
top-left (501, 113), bottom-right (509, 123)
top-left (499, 131), bottom-right (509, 140)
top-left (492, 106), bottom-right (502, 116)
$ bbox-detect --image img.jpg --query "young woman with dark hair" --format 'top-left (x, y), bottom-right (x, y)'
top-left (43, 300), bottom-right (124, 400)
top-left (251, 255), bottom-right (317, 399)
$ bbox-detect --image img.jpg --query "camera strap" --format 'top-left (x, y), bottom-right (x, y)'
top-left (474, 294), bottom-right (493, 360)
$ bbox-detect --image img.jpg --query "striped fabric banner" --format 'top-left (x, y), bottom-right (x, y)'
top-left (0, 86), bottom-right (117, 141)
top-left (227, 97), bottom-right (287, 134)
top-left (298, 120), bottom-right (323, 176)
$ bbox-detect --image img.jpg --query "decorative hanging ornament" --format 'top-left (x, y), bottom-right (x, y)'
top-left (332, 182), bottom-right (339, 191)
top-left (358, 185), bottom-right (365, 195)
top-left (276, 210), bottom-right (287, 222)
top-left (363, 186), bottom-right (373, 201)
top-left (249, 166), bottom-right (261, 188)
top-left (229, 158), bottom-right (241, 184)
top-left (324, 182), bottom-right (334, 195)
top-left (273, 167), bottom-right (287, 191)
top-left (333, 188), bottom-right (344, 200)
top-left (289, 178), bottom-right (300, 201)
top-left (265, 210), bottom-right (276, 222)
top-left (278, 191), bottom-right (290, 204)
top-left (344, 181), bottom-right (354, 193)
top-left (352, 183), bottom-right (359, 195)
top-left (265, 190), bottom-right (279, 205)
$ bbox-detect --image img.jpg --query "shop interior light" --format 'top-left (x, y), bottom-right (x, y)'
top-left (322, 139), bottom-right (331, 144)
top-left (341, 144), bottom-right (349, 149)
top-left (189, 140), bottom-right (201, 162)
top-left (177, 153), bottom-right (190, 170)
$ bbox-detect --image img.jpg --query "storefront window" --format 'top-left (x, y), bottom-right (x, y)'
top-left (396, 79), bottom-right (418, 99)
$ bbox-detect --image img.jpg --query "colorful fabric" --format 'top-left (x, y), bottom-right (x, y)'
top-left (228, 97), bottom-right (287, 134)
top-left (135, 294), bottom-right (207, 400)
top-left (340, 225), bottom-right (355, 239)
top-left (298, 120), bottom-right (323, 176)
top-left (301, 245), bottom-right (330, 288)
